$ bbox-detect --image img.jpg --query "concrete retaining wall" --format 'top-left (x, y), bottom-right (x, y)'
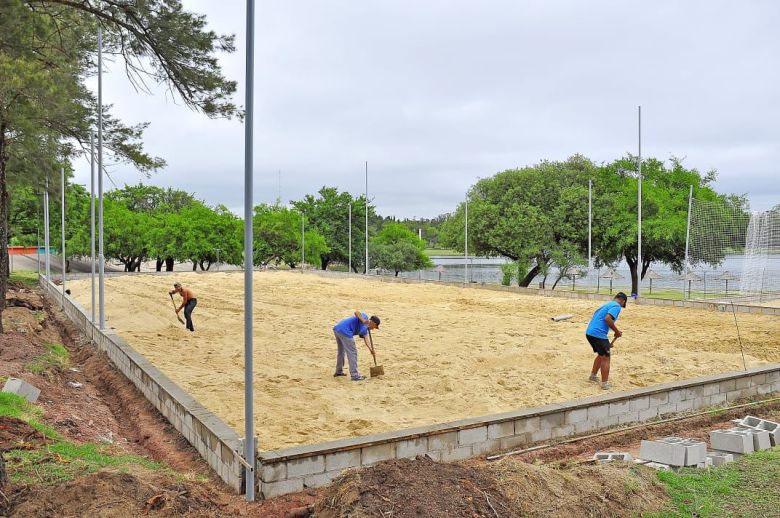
top-left (258, 364), bottom-right (780, 498)
top-left (303, 269), bottom-right (780, 316)
top-left (38, 276), bottom-right (247, 491)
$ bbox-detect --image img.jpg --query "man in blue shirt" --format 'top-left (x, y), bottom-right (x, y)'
top-left (585, 292), bottom-right (627, 390)
top-left (333, 311), bottom-right (381, 381)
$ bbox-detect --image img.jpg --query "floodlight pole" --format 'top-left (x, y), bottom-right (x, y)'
top-left (683, 184), bottom-right (693, 300)
top-left (348, 203), bottom-right (352, 273)
top-left (90, 132), bottom-right (96, 322)
top-left (588, 179), bottom-right (592, 271)
top-left (243, 0), bottom-right (256, 501)
top-left (365, 161), bottom-right (369, 275)
top-left (637, 105), bottom-right (642, 298)
top-left (36, 198), bottom-right (40, 277)
top-left (61, 167), bottom-right (66, 306)
top-left (44, 179), bottom-right (50, 280)
top-left (215, 248), bottom-right (221, 270)
top-left (464, 199), bottom-right (469, 284)
top-left (97, 18), bottom-right (105, 329)
top-left (301, 211), bottom-right (305, 267)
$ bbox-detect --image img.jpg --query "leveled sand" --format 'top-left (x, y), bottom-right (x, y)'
top-left (69, 271), bottom-right (780, 451)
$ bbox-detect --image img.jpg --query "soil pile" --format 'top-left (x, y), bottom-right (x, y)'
top-left (490, 459), bottom-right (668, 517)
top-left (314, 455), bottom-right (516, 518)
top-left (0, 417), bottom-right (48, 450)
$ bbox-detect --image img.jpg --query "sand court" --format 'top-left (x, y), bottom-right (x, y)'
top-left (69, 271), bottom-right (780, 451)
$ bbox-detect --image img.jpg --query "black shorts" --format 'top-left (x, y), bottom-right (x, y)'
top-left (587, 335), bottom-right (611, 357)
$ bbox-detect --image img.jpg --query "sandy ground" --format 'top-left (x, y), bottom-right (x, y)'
top-left (68, 271), bottom-right (780, 451)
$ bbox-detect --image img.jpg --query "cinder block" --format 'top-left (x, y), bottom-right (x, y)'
top-left (746, 429), bottom-right (772, 451)
top-left (325, 450), bottom-right (361, 471)
top-left (500, 434), bottom-right (529, 450)
top-left (438, 445), bottom-right (473, 462)
top-left (657, 403), bottom-right (677, 416)
top-left (710, 393), bottom-right (727, 406)
top-left (640, 438), bottom-right (704, 467)
top-left (587, 404), bottom-right (609, 421)
top-left (676, 399), bottom-right (695, 412)
top-left (261, 478), bottom-right (304, 499)
top-left (396, 438), bottom-right (428, 459)
top-left (733, 416), bottom-right (780, 446)
top-left (649, 393), bottom-right (669, 407)
top-left (530, 427), bottom-right (552, 443)
top-left (593, 452), bottom-right (633, 463)
top-left (551, 424), bottom-right (575, 439)
top-left (668, 389), bottom-right (686, 403)
top-left (472, 439), bottom-right (501, 455)
top-left (458, 426), bottom-right (487, 445)
top-left (710, 429), bottom-right (754, 454)
top-left (643, 461), bottom-right (673, 471)
top-left (540, 412), bottom-right (564, 429)
top-left (639, 407), bottom-right (659, 421)
top-left (429, 432), bottom-right (458, 450)
top-left (514, 417), bottom-right (540, 434)
top-left (565, 408), bottom-right (588, 425)
top-left (735, 377), bottom-right (751, 390)
top-left (303, 470), bottom-right (340, 488)
top-left (618, 412), bottom-right (640, 425)
top-left (488, 421), bottom-right (514, 439)
top-left (609, 400), bottom-right (631, 416)
top-left (706, 451), bottom-right (734, 467)
top-left (630, 396), bottom-right (650, 412)
top-left (361, 443), bottom-right (395, 465)
top-left (287, 455), bottom-right (324, 478)
top-left (719, 379), bottom-right (736, 393)
top-left (2, 378), bottom-right (41, 403)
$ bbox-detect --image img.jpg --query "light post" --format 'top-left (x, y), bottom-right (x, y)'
top-left (214, 248), bottom-right (221, 271)
top-left (301, 211), bottom-right (305, 268)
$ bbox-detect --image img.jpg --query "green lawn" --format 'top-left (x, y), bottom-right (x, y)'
top-left (9, 270), bottom-right (39, 288)
top-left (424, 248), bottom-right (461, 256)
top-left (650, 448), bottom-right (780, 517)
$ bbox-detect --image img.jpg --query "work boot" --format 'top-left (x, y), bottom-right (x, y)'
top-left (589, 374), bottom-right (599, 382)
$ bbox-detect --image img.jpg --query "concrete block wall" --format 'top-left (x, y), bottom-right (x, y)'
top-left (39, 276), bottom-right (246, 492)
top-left (258, 363), bottom-right (780, 498)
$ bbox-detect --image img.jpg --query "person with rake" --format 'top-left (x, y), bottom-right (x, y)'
top-left (169, 282), bottom-right (197, 332)
top-left (333, 311), bottom-right (380, 381)
top-left (586, 292), bottom-right (627, 390)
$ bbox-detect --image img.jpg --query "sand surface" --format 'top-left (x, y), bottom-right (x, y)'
top-left (69, 272), bottom-right (780, 451)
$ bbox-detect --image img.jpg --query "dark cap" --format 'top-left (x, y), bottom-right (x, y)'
top-left (173, 282), bottom-right (182, 288)
top-left (615, 292), bottom-right (628, 300)
top-left (370, 315), bottom-right (381, 327)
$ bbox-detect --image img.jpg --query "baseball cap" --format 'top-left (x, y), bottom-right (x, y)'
top-left (370, 315), bottom-right (381, 327)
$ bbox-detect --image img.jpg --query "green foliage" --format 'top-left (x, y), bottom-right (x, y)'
top-left (253, 204), bottom-right (329, 268)
top-left (650, 448), bottom-right (780, 517)
top-left (369, 223), bottom-right (432, 276)
top-left (9, 270), bottom-right (39, 288)
top-left (25, 343), bottom-right (70, 375)
top-left (292, 187), bottom-right (378, 271)
top-left (0, 392), bottom-right (60, 439)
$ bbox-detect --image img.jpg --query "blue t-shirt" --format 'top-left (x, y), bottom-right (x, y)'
top-left (586, 301), bottom-right (621, 339)
top-left (334, 313), bottom-right (369, 338)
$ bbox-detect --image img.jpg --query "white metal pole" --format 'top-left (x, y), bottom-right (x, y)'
top-left (348, 203), bottom-right (352, 273)
top-left (61, 167), bottom-right (66, 306)
top-left (243, 0), bottom-right (256, 501)
top-left (36, 198), bottom-right (40, 278)
top-left (97, 19), bottom-right (105, 329)
top-left (365, 161), bottom-right (368, 275)
top-left (464, 199), bottom-right (469, 284)
top-left (90, 132), bottom-right (96, 322)
top-left (637, 105), bottom-right (642, 297)
top-left (588, 179), bottom-right (592, 271)
top-left (684, 184), bottom-right (693, 300)
top-left (301, 211), bottom-right (305, 268)
top-left (44, 179), bottom-right (50, 280)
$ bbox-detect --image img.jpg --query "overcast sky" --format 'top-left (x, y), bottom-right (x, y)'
top-left (74, 0), bottom-right (779, 218)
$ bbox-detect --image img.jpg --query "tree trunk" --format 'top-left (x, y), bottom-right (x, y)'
top-left (518, 264), bottom-right (540, 287)
top-left (0, 127), bottom-right (8, 333)
top-left (192, 261), bottom-right (197, 271)
top-left (625, 253), bottom-right (639, 295)
top-left (156, 258), bottom-right (163, 271)
top-left (551, 275), bottom-right (562, 290)
top-left (395, 270), bottom-right (399, 277)
top-left (165, 257), bottom-right (174, 271)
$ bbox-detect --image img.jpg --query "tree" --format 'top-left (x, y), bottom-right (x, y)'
top-left (253, 204), bottom-right (328, 268)
top-left (1, 0), bottom-right (237, 331)
top-left (440, 156), bottom-right (595, 286)
top-left (369, 223), bottom-right (432, 276)
top-left (594, 157), bottom-right (736, 294)
top-left (292, 187), bottom-right (378, 272)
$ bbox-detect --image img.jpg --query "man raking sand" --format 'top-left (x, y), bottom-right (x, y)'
top-left (333, 311), bottom-right (380, 381)
top-left (169, 282), bottom-right (197, 332)
top-left (586, 292), bottom-right (627, 390)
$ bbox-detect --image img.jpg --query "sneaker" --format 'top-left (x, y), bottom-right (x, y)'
top-left (589, 374), bottom-right (599, 382)
top-left (333, 372), bottom-right (346, 377)
top-left (351, 375), bottom-right (366, 381)
top-left (601, 382), bottom-right (612, 390)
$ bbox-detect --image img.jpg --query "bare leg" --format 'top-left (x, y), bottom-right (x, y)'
top-left (600, 356), bottom-right (611, 383)
top-left (591, 356), bottom-right (601, 376)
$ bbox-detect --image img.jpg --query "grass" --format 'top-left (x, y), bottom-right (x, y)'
top-left (25, 342), bottom-right (70, 375)
top-left (9, 270), bottom-right (39, 288)
top-left (650, 448), bottom-right (780, 517)
top-left (1, 392), bottom-right (164, 485)
top-left (424, 248), bottom-right (461, 256)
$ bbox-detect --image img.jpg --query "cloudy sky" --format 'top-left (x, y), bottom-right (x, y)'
top-left (74, 0), bottom-right (779, 218)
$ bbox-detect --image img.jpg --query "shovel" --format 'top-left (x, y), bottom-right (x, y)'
top-left (368, 329), bottom-right (384, 377)
top-left (169, 293), bottom-right (185, 325)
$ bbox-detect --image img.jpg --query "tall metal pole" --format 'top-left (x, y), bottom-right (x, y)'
top-left (97, 19), bottom-right (106, 329)
top-left (90, 132), bottom-right (96, 322)
top-left (44, 179), bottom-right (50, 280)
top-left (61, 167), bottom-right (66, 306)
top-left (348, 203), bottom-right (352, 273)
top-left (36, 197), bottom-right (41, 277)
top-left (588, 179), bottom-right (592, 270)
top-left (683, 184), bottom-right (693, 300)
top-left (464, 199), bottom-right (469, 284)
top-left (365, 161), bottom-right (368, 275)
top-left (243, 0), bottom-right (256, 501)
top-left (637, 105), bottom-right (642, 297)
top-left (301, 211), bottom-right (305, 267)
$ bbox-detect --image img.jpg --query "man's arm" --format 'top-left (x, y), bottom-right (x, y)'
top-left (353, 310), bottom-right (369, 324)
top-left (605, 314), bottom-right (622, 338)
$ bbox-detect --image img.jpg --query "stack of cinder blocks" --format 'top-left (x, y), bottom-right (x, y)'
top-left (637, 437), bottom-right (708, 470)
top-left (592, 452), bottom-right (633, 463)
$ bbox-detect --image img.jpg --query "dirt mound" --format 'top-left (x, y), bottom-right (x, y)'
top-left (10, 470), bottom-right (227, 517)
top-left (0, 417), bottom-right (48, 450)
top-left (490, 458), bottom-right (668, 517)
top-left (314, 455), bottom-right (516, 518)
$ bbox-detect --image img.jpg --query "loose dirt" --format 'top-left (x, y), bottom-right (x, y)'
top-left (68, 271), bottom-right (780, 450)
